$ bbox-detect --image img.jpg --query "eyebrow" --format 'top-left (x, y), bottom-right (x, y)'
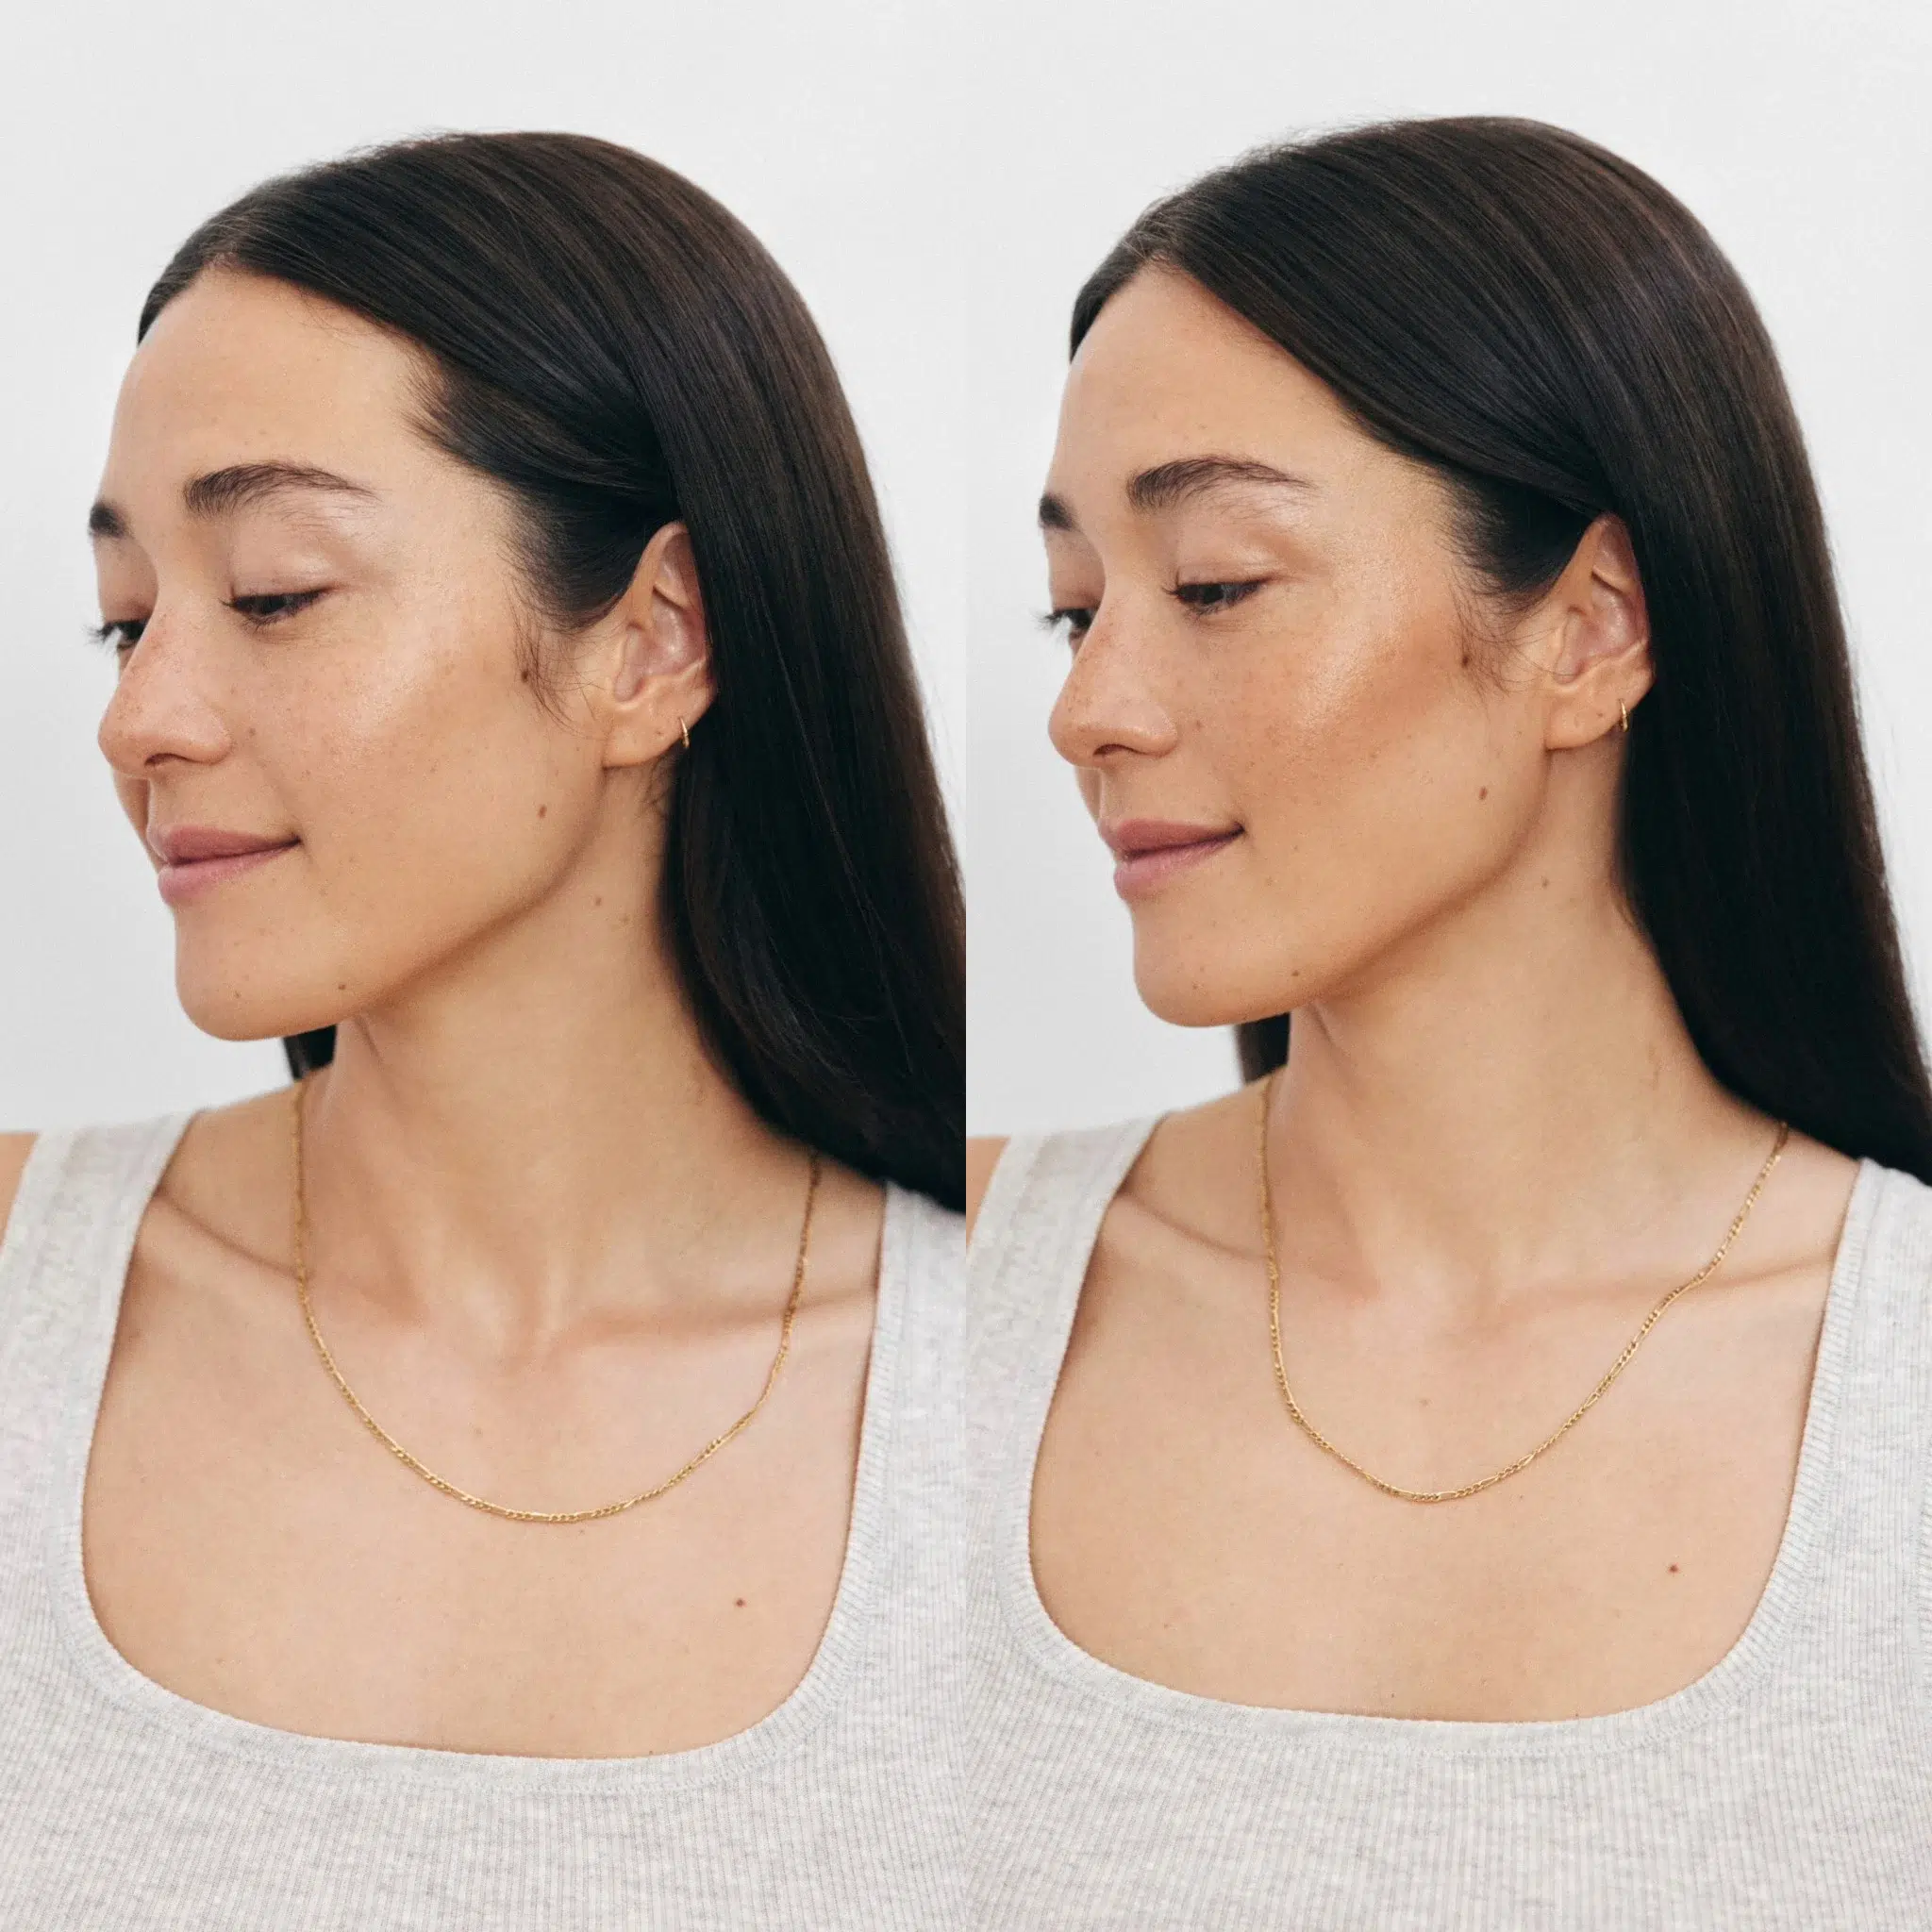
top-left (88, 462), bottom-right (378, 541)
top-left (1039, 455), bottom-right (1315, 533)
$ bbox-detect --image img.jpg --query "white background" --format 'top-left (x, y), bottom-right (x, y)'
top-left (966, 0), bottom-right (1932, 1134)
top-left (4, 3), bottom-right (1928, 1140)
top-left (0, 0), bottom-right (964, 1128)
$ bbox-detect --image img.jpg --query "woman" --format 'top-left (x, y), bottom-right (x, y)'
top-left (0, 134), bottom-right (963, 1927)
top-left (966, 118), bottom-right (1932, 1925)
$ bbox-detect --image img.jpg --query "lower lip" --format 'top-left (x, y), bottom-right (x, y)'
top-left (158, 842), bottom-right (298, 906)
top-left (1112, 831), bottom-right (1241, 900)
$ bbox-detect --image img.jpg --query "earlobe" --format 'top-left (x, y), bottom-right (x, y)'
top-left (1541, 515), bottom-right (1653, 751)
top-left (600, 522), bottom-right (715, 769)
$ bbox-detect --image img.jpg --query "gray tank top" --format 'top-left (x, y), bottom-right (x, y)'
top-left (967, 1120), bottom-right (1932, 1929)
top-left (0, 1111), bottom-right (967, 1930)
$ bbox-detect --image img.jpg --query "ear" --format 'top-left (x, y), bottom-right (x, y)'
top-left (597, 521), bottom-right (715, 769)
top-left (1536, 513), bottom-right (1654, 751)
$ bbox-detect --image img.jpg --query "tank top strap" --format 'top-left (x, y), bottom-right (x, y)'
top-left (863, 1184), bottom-right (966, 1535)
top-left (1796, 1161), bottom-right (1932, 1674)
top-left (967, 1118), bottom-right (1158, 1462)
top-left (0, 1114), bottom-right (195, 1430)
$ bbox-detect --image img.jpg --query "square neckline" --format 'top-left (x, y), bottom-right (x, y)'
top-left (28, 1107), bottom-right (919, 1794)
top-left (987, 1115), bottom-right (1890, 1761)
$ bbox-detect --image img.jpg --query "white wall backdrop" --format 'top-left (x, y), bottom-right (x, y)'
top-left (0, 0), bottom-right (964, 1129)
top-left (965, 0), bottom-right (1932, 1134)
top-left (6, 0), bottom-right (1928, 1139)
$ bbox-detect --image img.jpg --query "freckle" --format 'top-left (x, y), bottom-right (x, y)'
top-left (1540, 875), bottom-right (1549, 888)
top-left (538, 804), bottom-right (547, 818)
top-left (593, 895), bottom-right (603, 908)
top-left (336, 983), bottom-right (346, 992)
top-left (1478, 787), bottom-right (1488, 800)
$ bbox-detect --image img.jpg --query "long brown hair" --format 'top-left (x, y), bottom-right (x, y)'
top-left (144, 132), bottom-right (965, 1207)
top-left (1074, 117), bottom-right (1932, 1180)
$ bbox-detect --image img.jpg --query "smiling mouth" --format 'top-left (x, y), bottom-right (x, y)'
top-left (1108, 825), bottom-right (1242, 900)
top-left (156, 841), bottom-right (300, 908)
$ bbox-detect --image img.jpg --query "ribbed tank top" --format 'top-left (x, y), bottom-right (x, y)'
top-left (966, 1120), bottom-right (1932, 1930)
top-left (0, 1111), bottom-right (967, 1930)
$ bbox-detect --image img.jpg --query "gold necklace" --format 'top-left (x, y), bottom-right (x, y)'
top-left (1256, 1068), bottom-right (1790, 1504)
top-left (289, 1076), bottom-right (821, 1524)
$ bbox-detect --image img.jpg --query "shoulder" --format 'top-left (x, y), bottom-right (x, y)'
top-left (1862, 1157), bottom-right (1932, 1274)
top-left (965, 1138), bottom-right (1008, 1239)
top-left (966, 1114), bottom-right (1172, 1265)
top-left (0, 1134), bottom-right (37, 1247)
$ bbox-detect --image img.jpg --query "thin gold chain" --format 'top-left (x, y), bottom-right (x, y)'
top-left (1256, 1068), bottom-right (1790, 1505)
top-left (289, 1075), bottom-right (821, 1524)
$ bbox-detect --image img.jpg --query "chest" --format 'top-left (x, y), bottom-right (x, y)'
top-left (81, 1249), bottom-right (871, 1757)
top-left (1029, 1245), bottom-right (1829, 1722)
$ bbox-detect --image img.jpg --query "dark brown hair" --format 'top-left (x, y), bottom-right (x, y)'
top-left (144, 132), bottom-right (964, 1207)
top-left (1074, 116), bottom-right (1932, 1179)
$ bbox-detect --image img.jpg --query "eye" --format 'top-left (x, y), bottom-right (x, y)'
top-left (90, 618), bottom-right (146, 656)
top-left (1042, 606), bottom-right (1096, 646)
top-left (1171, 579), bottom-right (1265, 615)
top-left (228, 589), bottom-right (326, 626)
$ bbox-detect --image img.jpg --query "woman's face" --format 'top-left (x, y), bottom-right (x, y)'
top-left (1041, 267), bottom-right (1591, 1029)
top-left (91, 269), bottom-right (643, 1043)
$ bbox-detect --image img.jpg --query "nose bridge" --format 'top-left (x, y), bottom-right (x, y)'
top-left (97, 606), bottom-right (229, 776)
top-left (1050, 591), bottom-right (1171, 766)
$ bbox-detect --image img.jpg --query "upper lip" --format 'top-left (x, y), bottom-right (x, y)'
top-left (1100, 817), bottom-right (1241, 859)
top-left (148, 824), bottom-right (297, 865)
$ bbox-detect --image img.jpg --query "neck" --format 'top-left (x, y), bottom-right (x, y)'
top-left (295, 828), bottom-right (806, 1344)
top-left (1266, 846), bottom-right (1771, 1311)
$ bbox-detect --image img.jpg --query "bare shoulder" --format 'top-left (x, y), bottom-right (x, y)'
top-left (966, 1138), bottom-right (1009, 1240)
top-left (1112, 1082), bottom-right (1269, 1242)
top-left (1742, 1124), bottom-right (1863, 1286)
top-left (0, 1133), bottom-right (38, 1246)
top-left (138, 1085), bottom-right (305, 1278)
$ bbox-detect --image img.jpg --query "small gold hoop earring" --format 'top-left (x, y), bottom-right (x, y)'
top-left (677, 714), bottom-right (691, 752)
top-left (1619, 700), bottom-right (1630, 734)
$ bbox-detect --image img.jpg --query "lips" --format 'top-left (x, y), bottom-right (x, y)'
top-left (148, 824), bottom-right (295, 865)
top-left (1101, 818), bottom-right (1241, 900)
top-left (147, 823), bottom-right (299, 907)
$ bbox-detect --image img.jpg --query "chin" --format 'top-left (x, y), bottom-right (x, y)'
top-left (175, 965), bottom-right (342, 1046)
top-left (1131, 956), bottom-right (1256, 1031)
top-left (1131, 923), bottom-right (1327, 1030)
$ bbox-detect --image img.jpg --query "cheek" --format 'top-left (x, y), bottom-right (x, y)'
top-left (1135, 588), bottom-right (1535, 1020)
top-left (1215, 575), bottom-right (1498, 841)
top-left (272, 600), bottom-right (590, 934)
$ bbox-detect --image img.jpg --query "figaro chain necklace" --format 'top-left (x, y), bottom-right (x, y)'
top-left (289, 1075), bottom-right (821, 1524)
top-left (1256, 1068), bottom-right (1790, 1505)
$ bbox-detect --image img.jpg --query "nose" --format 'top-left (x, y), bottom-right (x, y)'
top-left (96, 611), bottom-right (233, 781)
top-left (1046, 600), bottom-right (1179, 770)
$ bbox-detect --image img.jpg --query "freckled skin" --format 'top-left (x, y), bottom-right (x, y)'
top-left (1043, 272), bottom-right (1565, 1027)
top-left (66, 267), bottom-right (891, 1759)
top-left (1006, 266), bottom-right (1864, 1725)
top-left (92, 271), bottom-right (630, 1045)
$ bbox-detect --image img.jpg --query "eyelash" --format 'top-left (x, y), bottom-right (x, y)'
top-left (90, 590), bottom-right (326, 655)
top-left (1041, 579), bottom-right (1266, 645)
top-left (90, 619), bottom-right (144, 654)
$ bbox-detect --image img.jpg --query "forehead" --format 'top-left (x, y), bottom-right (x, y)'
top-left (1051, 267), bottom-right (1372, 488)
top-left (103, 269), bottom-right (428, 493)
